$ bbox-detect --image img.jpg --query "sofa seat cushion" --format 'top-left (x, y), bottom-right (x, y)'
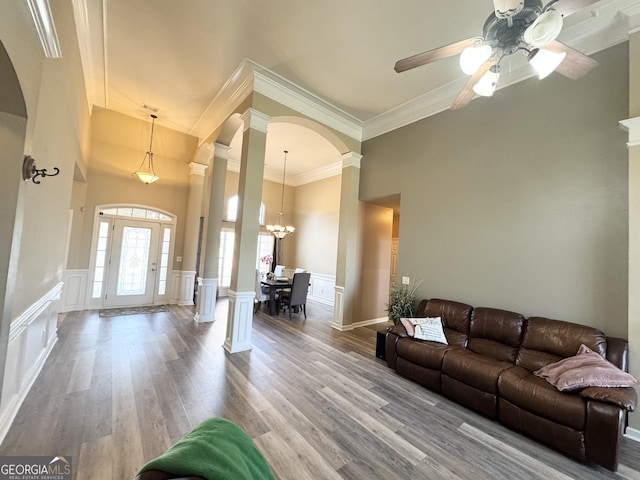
top-left (498, 366), bottom-right (586, 431)
top-left (396, 337), bottom-right (461, 370)
top-left (442, 349), bottom-right (514, 394)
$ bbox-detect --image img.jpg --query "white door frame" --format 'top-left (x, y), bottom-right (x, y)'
top-left (86, 204), bottom-right (176, 309)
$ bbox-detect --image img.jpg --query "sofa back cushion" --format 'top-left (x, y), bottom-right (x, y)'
top-left (468, 307), bottom-right (525, 363)
top-left (516, 316), bottom-right (607, 372)
top-left (421, 298), bottom-right (472, 347)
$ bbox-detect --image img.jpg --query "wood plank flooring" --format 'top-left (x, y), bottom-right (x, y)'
top-left (2, 299), bottom-right (640, 479)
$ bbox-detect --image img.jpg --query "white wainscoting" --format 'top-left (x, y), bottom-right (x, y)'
top-left (308, 272), bottom-right (335, 306)
top-left (0, 282), bottom-right (62, 444)
top-left (60, 269), bottom-right (89, 312)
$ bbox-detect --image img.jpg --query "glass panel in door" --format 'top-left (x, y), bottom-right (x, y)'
top-left (105, 219), bottom-right (160, 307)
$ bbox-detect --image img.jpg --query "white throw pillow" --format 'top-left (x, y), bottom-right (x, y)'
top-left (400, 317), bottom-right (448, 344)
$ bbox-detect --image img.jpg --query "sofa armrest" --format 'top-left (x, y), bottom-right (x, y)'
top-left (606, 336), bottom-right (629, 371)
top-left (387, 325), bottom-right (409, 337)
top-left (580, 386), bottom-right (637, 411)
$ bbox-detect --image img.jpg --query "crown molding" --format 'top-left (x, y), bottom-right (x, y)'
top-left (292, 161), bottom-right (342, 186)
top-left (191, 60), bottom-right (255, 142)
top-left (250, 65), bottom-right (364, 142)
top-left (26, 0), bottom-right (62, 58)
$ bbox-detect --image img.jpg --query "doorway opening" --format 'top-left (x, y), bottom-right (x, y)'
top-left (88, 205), bottom-right (176, 308)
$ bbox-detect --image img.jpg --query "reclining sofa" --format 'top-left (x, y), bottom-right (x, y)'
top-left (385, 298), bottom-right (637, 471)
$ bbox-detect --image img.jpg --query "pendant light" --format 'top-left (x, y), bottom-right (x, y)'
top-left (133, 114), bottom-right (159, 184)
top-left (266, 150), bottom-right (295, 239)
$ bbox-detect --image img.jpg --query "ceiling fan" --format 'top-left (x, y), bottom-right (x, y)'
top-left (395, 0), bottom-right (600, 110)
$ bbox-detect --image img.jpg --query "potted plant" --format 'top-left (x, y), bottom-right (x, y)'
top-left (386, 277), bottom-right (422, 324)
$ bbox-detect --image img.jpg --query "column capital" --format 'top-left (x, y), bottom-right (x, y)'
top-left (213, 142), bottom-right (232, 160)
top-left (189, 162), bottom-right (208, 176)
top-left (241, 108), bottom-right (271, 133)
top-left (620, 116), bottom-right (640, 148)
top-left (341, 151), bottom-right (362, 169)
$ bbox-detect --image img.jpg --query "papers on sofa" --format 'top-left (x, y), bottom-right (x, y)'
top-left (400, 317), bottom-right (448, 344)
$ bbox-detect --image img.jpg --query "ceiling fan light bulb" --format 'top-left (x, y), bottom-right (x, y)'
top-left (523, 10), bottom-right (564, 48)
top-left (460, 44), bottom-right (492, 75)
top-left (493, 0), bottom-right (524, 18)
top-left (473, 69), bottom-right (500, 97)
top-left (529, 48), bottom-right (566, 79)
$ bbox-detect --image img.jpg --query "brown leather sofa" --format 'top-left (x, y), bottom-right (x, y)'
top-left (385, 298), bottom-right (637, 471)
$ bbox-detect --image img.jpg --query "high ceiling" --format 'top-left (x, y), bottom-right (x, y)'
top-left (74, 0), bottom-right (640, 179)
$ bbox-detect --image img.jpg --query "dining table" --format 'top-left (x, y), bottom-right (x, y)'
top-left (260, 277), bottom-right (293, 315)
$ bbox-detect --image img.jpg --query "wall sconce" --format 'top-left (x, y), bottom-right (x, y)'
top-left (22, 155), bottom-right (60, 184)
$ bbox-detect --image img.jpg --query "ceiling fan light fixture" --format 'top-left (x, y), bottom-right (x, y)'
top-left (528, 48), bottom-right (566, 79)
top-left (459, 44), bottom-right (493, 75)
top-left (473, 67), bottom-right (500, 97)
top-left (133, 114), bottom-right (160, 184)
top-left (523, 10), bottom-right (564, 48)
top-left (493, 0), bottom-right (524, 18)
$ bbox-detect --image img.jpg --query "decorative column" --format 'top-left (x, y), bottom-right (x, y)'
top-left (332, 152), bottom-right (362, 331)
top-left (177, 162), bottom-right (208, 306)
top-left (224, 108), bottom-right (270, 353)
top-left (195, 143), bottom-right (229, 322)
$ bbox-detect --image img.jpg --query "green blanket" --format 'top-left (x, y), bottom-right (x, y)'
top-left (138, 418), bottom-right (275, 480)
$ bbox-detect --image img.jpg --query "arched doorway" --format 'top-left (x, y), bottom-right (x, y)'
top-left (0, 39), bottom-right (28, 411)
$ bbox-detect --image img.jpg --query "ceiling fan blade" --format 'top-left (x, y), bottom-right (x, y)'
top-left (545, 0), bottom-right (599, 17)
top-left (546, 40), bottom-right (598, 79)
top-left (394, 37), bottom-right (481, 73)
top-left (450, 59), bottom-right (497, 110)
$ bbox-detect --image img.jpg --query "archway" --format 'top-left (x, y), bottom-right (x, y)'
top-left (0, 39), bottom-right (28, 414)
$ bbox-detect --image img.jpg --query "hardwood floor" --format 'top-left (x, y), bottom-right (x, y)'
top-left (2, 299), bottom-right (640, 479)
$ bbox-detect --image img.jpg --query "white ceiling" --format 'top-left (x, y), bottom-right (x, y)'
top-left (73, 0), bottom-right (640, 180)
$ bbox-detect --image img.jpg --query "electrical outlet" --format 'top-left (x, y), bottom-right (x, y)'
top-left (402, 276), bottom-right (410, 285)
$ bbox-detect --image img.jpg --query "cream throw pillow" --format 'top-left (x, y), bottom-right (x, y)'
top-left (400, 317), bottom-right (448, 344)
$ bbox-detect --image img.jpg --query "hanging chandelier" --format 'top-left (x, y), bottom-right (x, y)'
top-left (133, 114), bottom-right (159, 184)
top-left (266, 150), bottom-right (295, 239)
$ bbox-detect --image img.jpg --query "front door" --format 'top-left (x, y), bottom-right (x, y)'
top-left (105, 219), bottom-right (160, 307)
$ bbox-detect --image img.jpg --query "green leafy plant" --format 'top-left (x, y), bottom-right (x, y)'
top-left (386, 277), bottom-right (422, 324)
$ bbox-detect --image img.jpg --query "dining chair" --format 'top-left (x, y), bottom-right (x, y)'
top-left (279, 272), bottom-right (311, 320)
top-left (254, 270), bottom-right (271, 312)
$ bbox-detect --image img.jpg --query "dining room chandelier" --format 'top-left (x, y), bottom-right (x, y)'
top-left (133, 114), bottom-right (159, 184)
top-left (266, 150), bottom-right (295, 239)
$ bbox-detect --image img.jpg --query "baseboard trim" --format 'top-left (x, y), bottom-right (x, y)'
top-left (625, 427), bottom-right (640, 443)
top-left (352, 317), bottom-right (389, 329)
top-left (332, 317), bottom-right (389, 331)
